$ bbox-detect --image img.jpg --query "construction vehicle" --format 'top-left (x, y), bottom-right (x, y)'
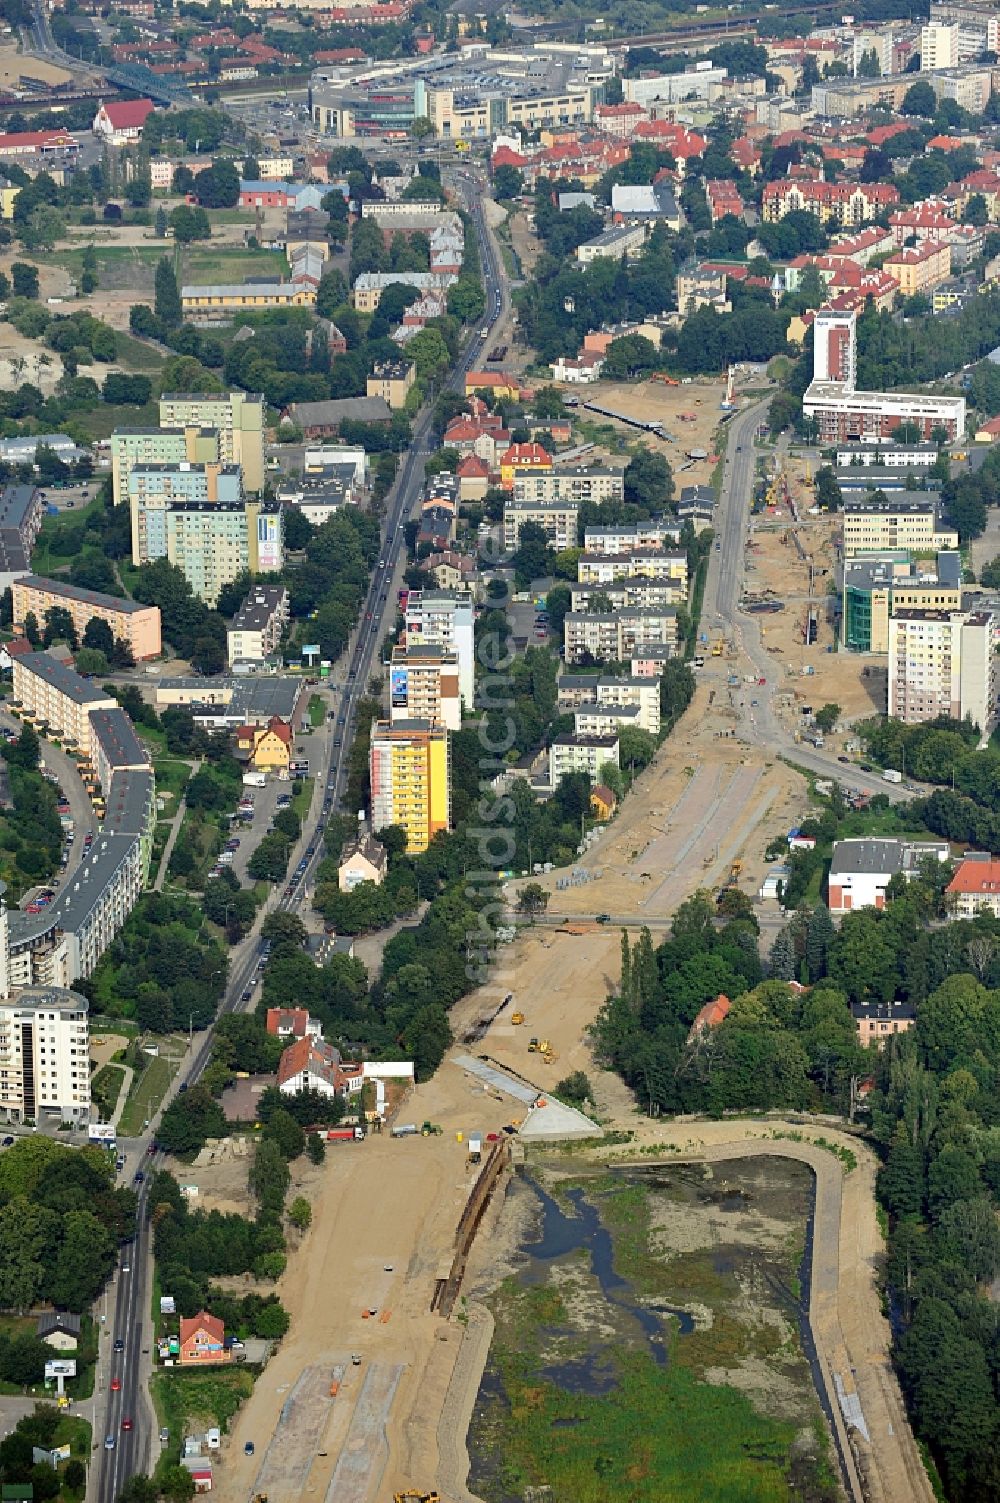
top-left (528, 1037), bottom-right (540, 1052)
top-left (542, 1050), bottom-right (557, 1066)
top-left (711, 640), bottom-right (724, 656)
top-left (394, 1494), bottom-right (441, 1503)
top-left (730, 859), bottom-right (743, 881)
top-left (651, 372), bottom-right (679, 386)
top-left (537, 1039), bottom-right (551, 1055)
top-left (420, 1121), bottom-right (442, 1136)
top-left (511, 1011), bottom-right (525, 1025)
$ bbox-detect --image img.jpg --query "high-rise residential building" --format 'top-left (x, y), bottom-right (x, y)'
top-left (804, 307), bottom-right (965, 441)
top-left (888, 608), bottom-right (1000, 740)
top-left (11, 575), bottom-right (162, 660)
top-left (128, 462), bottom-right (244, 566)
top-left (165, 500), bottom-right (283, 606)
top-left (369, 719), bottom-right (451, 854)
top-left (389, 644), bottom-right (461, 731)
top-left (403, 591), bottom-right (475, 706)
top-left (0, 984), bottom-right (90, 1124)
top-left (842, 552), bottom-right (962, 651)
top-left (920, 22), bottom-right (958, 68)
top-left (158, 391), bottom-right (265, 493)
top-left (503, 499), bottom-right (580, 553)
top-left (111, 426), bottom-right (220, 509)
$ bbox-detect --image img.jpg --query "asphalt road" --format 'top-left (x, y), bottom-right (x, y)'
top-left (91, 166), bottom-right (507, 1503)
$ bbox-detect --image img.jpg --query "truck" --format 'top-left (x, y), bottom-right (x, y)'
top-left (243, 771), bottom-right (266, 787)
top-left (467, 1133), bottom-right (483, 1165)
top-left (391, 1123), bottom-right (419, 1138)
top-left (327, 1126), bottom-right (364, 1142)
top-left (882, 768), bottom-right (902, 784)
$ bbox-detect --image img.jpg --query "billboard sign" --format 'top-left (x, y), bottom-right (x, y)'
top-left (390, 666), bottom-right (408, 708)
top-left (88, 1123), bottom-right (116, 1144)
top-left (257, 514), bottom-right (282, 572)
top-left (45, 1360), bottom-right (76, 1380)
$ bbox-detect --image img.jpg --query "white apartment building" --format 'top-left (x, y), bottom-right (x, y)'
top-left (577, 551), bottom-right (688, 587)
top-left (503, 500), bottom-right (580, 553)
top-left (512, 468), bottom-right (624, 507)
top-left (583, 522), bottom-right (681, 554)
top-left (571, 581), bottom-right (684, 612)
top-left (920, 22), bottom-right (958, 68)
top-left (557, 675), bottom-right (661, 733)
top-left (227, 585), bottom-right (290, 665)
top-left (0, 985), bottom-right (90, 1124)
top-left (403, 591), bottom-right (474, 706)
top-left (888, 608), bottom-right (1000, 740)
top-left (842, 498), bottom-right (959, 557)
top-left (11, 652), bottom-right (115, 757)
top-left (389, 644), bottom-right (462, 731)
top-left (549, 733), bottom-right (620, 787)
top-left (574, 702), bottom-right (643, 737)
top-left (564, 609), bottom-right (678, 664)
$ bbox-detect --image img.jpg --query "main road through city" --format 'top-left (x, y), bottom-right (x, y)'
top-left (92, 168), bottom-right (505, 1503)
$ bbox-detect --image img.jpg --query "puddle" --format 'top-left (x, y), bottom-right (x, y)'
top-left (528, 1182), bottom-right (679, 1365)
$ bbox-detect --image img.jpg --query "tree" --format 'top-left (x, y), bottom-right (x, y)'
top-left (287, 1195), bottom-right (311, 1230)
top-left (492, 163), bottom-right (523, 200)
top-left (154, 257), bottom-right (181, 327)
top-left (624, 449), bottom-right (674, 509)
top-left (814, 466), bottom-right (842, 512)
top-left (154, 205), bottom-right (168, 238)
top-left (555, 1071), bottom-right (592, 1106)
top-left (170, 205), bottom-right (211, 243)
top-left (261, 912), bottom-right (308, 951)
top-left (306, 1133), bottom-right (326, 1165)
top-left (813, 703), bottom-right (841, 734)
top-left (83, 616), bottom-right (115, 657)
top-left (196, 159), bottom-right (240, 210)
top-left (768, 925), bottom-right (796, 979)
top-left (517, 882), bottom-right (549, 915)
top-left (11, 262), bottom-right (38, 298)
top-left (805, 903), bottom-right (833, 982)
top-left (902, 80), bottom-right (937, 116)
top-left (262, 1107), bottom-right (305, 1160)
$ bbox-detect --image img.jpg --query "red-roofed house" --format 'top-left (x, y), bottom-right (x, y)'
top-left (687, 993), bottom-right (731, 1042)
top-left (265, 1007), bottom-right (319, 1040)
top-left (499, 441), bottom-right (552, 489)
top-left (235, 716), bottom-right (292, 771)
top-left (706, 180), bottom-right (745, 223)
top-left (866, 122), bottom-right (911, 147)
top-left (594, 101), bottom-right (647, 138)
top-left (0, 129), bottom-right (78, 159)
top-left (762, 180), bottom-right (899, 226)
top-left (946, 856), bottom-right (1000, 916)
top-left (277, 1036), bottom-right (363, 1099)
top-left (975, 414), bottom-right (1000, 443)
top-left (92, 99), bottom-right (155, 144)
top-left (926, 134), bottom-right (966, 152)
top-left (888, 207), bottom-right (959, 246)
top-left (179, 1312), bottom-right (229, 1365)
top-left (730, 137), bottom-right (761, 176)
top-left (457, 453), bottom-right (490, 501)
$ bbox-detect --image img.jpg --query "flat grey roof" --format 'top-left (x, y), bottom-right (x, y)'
top-left (0, 485), bottom-right (38, 530)
top-left (90, 709), bottom-right (149, 773)
top-left (232, 586), bottom-right (287, 633)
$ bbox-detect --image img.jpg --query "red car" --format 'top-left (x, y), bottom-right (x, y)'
top-left (121, 1418), bottom-right (133, 1432)
top-left (111, 1378), bottom-right (121, 1392)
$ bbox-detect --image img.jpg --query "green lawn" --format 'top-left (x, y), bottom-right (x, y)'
top-left (307, 695), bottom-right (325, 728)
top-left (118, 1052), bottom-right (176, 1136)
top-left (55, 245), bottom-right (164, 274)
top-left (181, 247), bottom-right (286, 285)
top-left (73, 400), bottom-right (160, 442)
top-left (151, 1367), bottom-right (255, 1477)
top-left (152, 756), bottom-right (193, 803)
top-left (91, 1062), bottom-right (126, 1121)
top-left (114, 332), bottom-right (167, 373)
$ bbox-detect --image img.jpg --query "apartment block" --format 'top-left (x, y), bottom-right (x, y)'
top-left (842, 552), bottom-right (962, 651)
top-left (0, 985), bottom-right (90, 1124)
top-left (389, 644), bottom-right (461, 732)
top-left (564, 608), bottom-right (678, 664)
top-left (128, 461), bottom-right (243, 566)
top-left (227, 584), bottom-right (290, 665)
top-left (583, 521), bottom-right (681, 554)
top-left (111, 425), bottom-right (220, 509)
top-left (842, 497), bottom-right (958, 557)
top-left (883, 239), bottom-right (952, 296)
top-left (403, 590), bottom-right (475, 705)
top-left (11, 575), bottom-right (162, 661)
top-left (920, 21), bottom-right (958, 67)
top-left (11, 652), bottom-right (115, 756)
top-left (577, 551), bottom-right (688, 588)
top-left (571, 580), bottom-right (684, 612)
top-left (549, 733), bottom-right (620, 787)
top-left (577, 222), bottom-right (648, 264)
top-left (157, 391), bottom-right (265, 493)
top-left (888, 608), bottom-right (1000, 738)
top-left (165, 500), bottom-right (283, 607)
top-left (366, 358), bottom-right (415, 410)
top-left (573, 702), bottom-right (643, 736)
top-left (369, 718), bottom-right (451, 854)
top-left (0, 485), bottom-right (45, 590)
top-left (513, 467), bottom-right (624, 508)
top-left (503, 500), bottom-right (579, 553)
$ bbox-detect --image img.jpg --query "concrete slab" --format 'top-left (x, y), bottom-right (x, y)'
top-left (323, 1361), bottom-right (402, 1503)
top-left (519, 1098), bottom-right (602, 1141)
top-left (452, 1054), bottom-right (602, 1141)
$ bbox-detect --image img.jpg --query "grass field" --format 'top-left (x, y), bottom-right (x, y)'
top-left (181, 247), bottom-right (286, 285)
top-left (74, 399), bottom-right (160, 442)
top-left (118, 1052), bottom-right (176, 1136)
top-left (151, 1367), bottom-right (256, 1477)
top-left (152, 757), bottom-right (193, 804)
top-left (114, 332), bottom-right (167, 373)
top-left (307, 694), bottom-right (325, 728)
top-left (91, 1062), bottom-right (126, 1121)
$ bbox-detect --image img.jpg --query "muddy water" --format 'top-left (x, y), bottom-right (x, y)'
top-left (467, 1156), bottom-right (824, 1502)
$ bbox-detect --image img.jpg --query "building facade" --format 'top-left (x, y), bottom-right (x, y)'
top-left (157, 392), bottom-right (265, 493)
top-left (0, 986), bottom-right (90, 1124)
top-left (227, 585), bottom-right (290, 665)
top-left (11, 575), bottom-right (162, 661)
top-left (403, 591), bottom-right (474, 706)
top-left (369, 719), bottom-right (451, 854)
top-left (389, 644), bottom-right (461, 731)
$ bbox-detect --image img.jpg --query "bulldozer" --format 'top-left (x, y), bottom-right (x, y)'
top-left (511, 1011), bottom-right (525, 1025)
top-left (420, 1121), bottom-right (442, 1136)
top-left (528, 1037), bottom-right (540, 1052)
top-left (394, 1494), bottom-right (441, 1502)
